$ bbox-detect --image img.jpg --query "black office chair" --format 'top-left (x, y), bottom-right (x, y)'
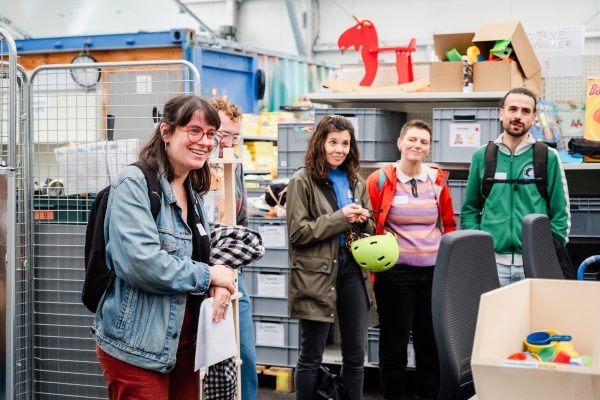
top-left (522, 213), bottom-right (564, 279)
top-left (432, 230), bottom-right (500, 400)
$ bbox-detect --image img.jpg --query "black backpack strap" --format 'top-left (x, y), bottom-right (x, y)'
top-left (532, 141), bottom-right (549, 206)
top-left (132, 161), bottom-right (162, 219)
top-left (481, 142), bottom-right (498, 200)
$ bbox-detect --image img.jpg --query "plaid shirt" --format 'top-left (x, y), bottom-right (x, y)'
top-left (203, 223), bottom-right (265, 400)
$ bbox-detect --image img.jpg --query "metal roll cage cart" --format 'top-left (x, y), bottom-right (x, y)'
top-left (0, 28), bottom-right (243, 398)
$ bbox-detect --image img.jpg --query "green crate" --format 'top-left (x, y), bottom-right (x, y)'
top-left (33, 196), bottom-right (95, 224)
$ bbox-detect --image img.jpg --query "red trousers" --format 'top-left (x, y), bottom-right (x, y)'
top-left (97, 307), bottom-right (199, 400)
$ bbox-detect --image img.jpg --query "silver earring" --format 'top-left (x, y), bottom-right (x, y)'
top-left (164, 141), bottom-right (168, 152)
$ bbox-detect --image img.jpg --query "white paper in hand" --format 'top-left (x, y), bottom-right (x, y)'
top-left (194, 297), bottom-right (237, 372)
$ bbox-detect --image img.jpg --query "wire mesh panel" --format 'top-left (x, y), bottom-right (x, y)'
top-left (29, 61), bottom-right (199, 399)
top-left (0, 28), bottom-right (31, 400)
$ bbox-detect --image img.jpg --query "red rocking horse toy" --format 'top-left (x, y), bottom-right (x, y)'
top-left (338, 15), bottom-right (416, 87)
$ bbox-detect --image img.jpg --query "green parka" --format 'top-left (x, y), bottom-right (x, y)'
top-left (286, 168), bottom-right (376, 322)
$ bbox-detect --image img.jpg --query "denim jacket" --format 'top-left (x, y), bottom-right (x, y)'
top-left (93, 165), bottom-right (211, 373)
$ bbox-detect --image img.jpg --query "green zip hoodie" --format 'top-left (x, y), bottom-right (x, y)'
top-left (461, 134), bottom-right (570, 265)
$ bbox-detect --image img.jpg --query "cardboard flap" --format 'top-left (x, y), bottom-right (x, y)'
top-left (473, 21), bottom-right (541, 78)
top-left (433, 32), bottom-right (475, 61)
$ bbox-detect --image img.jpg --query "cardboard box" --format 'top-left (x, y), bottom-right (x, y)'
top-left (472, 279), bottom-right (600, 399)
top-left (472, 21), bottom-right (542, 95)
top-left (430, 33), bottom-right (475, 92)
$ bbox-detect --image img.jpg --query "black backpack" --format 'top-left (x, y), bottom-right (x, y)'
top-left (482, 141), bottom-right (548, 202)
top-left (82, 161), bottom-right (162, 313)
top-left (481, 141), bottom-right (576, 279)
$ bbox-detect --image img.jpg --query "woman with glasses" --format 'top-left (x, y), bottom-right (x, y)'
top-left (366, 119), bottom-right (456, 400)
top-left (286, 115), bottom-right (375, 400)
top-left (94, 94), bottom-right (237, 399)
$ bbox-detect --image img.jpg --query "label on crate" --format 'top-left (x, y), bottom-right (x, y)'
top-left (407, 342), bottom-right (415, 368)
top-left (34, 210), bottom-right (55, 221)
top-left (258, 225), bottom-right (286, 248)
top-left (255, 322), bottom-right (285, 347)
top-left (257, 274), bottom-right (286, 297)
top-left (448, 123), bottom-right (481, 147)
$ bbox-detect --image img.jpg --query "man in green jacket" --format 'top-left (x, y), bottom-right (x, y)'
top-left (461, 87), bottom-right (570, 286)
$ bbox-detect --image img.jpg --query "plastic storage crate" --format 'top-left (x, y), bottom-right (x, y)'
top-left (448, 180), bottom-right (468, 214)
top-left (277, 122), bottom-right (314, 177)
top-left (248, 217), bottom-right (289, 269)
top-left (243, 265), bottom-right (289, 317)
top-left (367, 327), bottom-right (380, 365)
top-left (367, 327), bottom-right (415, 367)
top-left (432, 108), bottom-right (501, 163)
top-left (315, 108), bottom-right (407, 162)
top-left (254, 316), bottom-right (299, 367)
top-left (570, 198), bottom-right (600, 237)
top-left (33, 195), bottom-right (95, 224)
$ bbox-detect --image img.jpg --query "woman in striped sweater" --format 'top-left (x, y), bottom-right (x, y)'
top-left (366, 119), bottom-right (456, 400)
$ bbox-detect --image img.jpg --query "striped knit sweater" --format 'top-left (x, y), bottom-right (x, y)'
top-left (384, 167), bottom-right (441, 267)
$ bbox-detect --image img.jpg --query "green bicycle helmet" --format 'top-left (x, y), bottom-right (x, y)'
top-left (350, 233), bottom-right (399, 272)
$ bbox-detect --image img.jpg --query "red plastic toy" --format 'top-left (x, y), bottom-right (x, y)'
top-left (338, 15), bottom-right (416, 86)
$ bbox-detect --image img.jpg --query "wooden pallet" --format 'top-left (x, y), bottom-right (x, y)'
top-left (256, 365), bottom-right (295, 393)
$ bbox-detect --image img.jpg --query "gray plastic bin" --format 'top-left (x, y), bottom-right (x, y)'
top-left (277, 123), bottom-right (314, 177)
top-left (243, 266), bottom-right (289, 317)
top-left (315, 108), bottom-right (407, 162)
top-left (432, 108), bottom-right (501, 163)
top-left (367, 327), bottom-right (414, 367)
top-left (254, 316), bottom-right (300, 367)
top-left (448, 179), bottom-right (468, 214)
top-left (570, 198), bottom-right (600, 236)
top-left (248, 217), bottom-right (290, 269)
top-left (367, 327), bottom-right (380, 365)
top-left (248, 217), bottom-right (288, 250)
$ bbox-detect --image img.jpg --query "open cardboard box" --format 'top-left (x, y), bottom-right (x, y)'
top-left (472, 279), bottom-right (600, 399)
top-left (472, 21), bottom-right (542, 95)
top-left (430, 32), bottom-right (475, 92)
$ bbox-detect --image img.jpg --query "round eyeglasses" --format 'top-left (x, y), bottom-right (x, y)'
top-left (182, 126), bottom-right (221, 148)
top-left (218, 130), bottom-right (241, 144)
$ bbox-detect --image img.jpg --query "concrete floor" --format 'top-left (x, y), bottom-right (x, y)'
top-left (256, 365), bottom-right (384, 399)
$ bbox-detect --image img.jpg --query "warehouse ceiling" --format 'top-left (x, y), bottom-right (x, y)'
top-left (0, 0), bottom-right (201, 39)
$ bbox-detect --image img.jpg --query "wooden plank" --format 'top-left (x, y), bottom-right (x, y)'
top-left (322, 78), bottom-right (430, 93)
top-left (18, 47), bottom-right (184, 70)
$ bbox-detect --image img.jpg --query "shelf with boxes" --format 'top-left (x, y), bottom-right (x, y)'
top-left (246, 217), bottom-right (300, 368)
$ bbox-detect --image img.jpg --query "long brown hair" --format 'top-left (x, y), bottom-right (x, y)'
top-left (139, 94), bottom-right (220, 195)
top-left (304, 115), bottom-right (360, 184)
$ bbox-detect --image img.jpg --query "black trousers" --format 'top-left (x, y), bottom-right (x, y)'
top-left (295, 249), bottom-right (369, 400)
top-left (374, 265), bottom-right (439, 400)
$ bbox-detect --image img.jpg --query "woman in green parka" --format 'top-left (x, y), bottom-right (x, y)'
top-left (286, 115), bottom-right (375, 400)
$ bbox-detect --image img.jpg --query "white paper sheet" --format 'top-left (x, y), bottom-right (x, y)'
top-left (54, 139), bottom-right (139, 195)
top-left (194, 297), bottom-right (237, 372)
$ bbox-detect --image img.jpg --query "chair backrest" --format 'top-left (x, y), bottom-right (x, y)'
top-left (522, 213), bottom-right (564, 279)
top-left (432, 230), bottom-right (500, 400)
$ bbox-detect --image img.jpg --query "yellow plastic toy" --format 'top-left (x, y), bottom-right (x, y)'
top-left (466, 46), bottom-right (480, 64)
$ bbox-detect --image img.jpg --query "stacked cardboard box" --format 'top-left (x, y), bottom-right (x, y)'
top-left (430, 22), bottom-right (541, 95)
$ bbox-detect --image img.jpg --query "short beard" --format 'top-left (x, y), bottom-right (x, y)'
top-left (503, 121), bottom-right (529, 138)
